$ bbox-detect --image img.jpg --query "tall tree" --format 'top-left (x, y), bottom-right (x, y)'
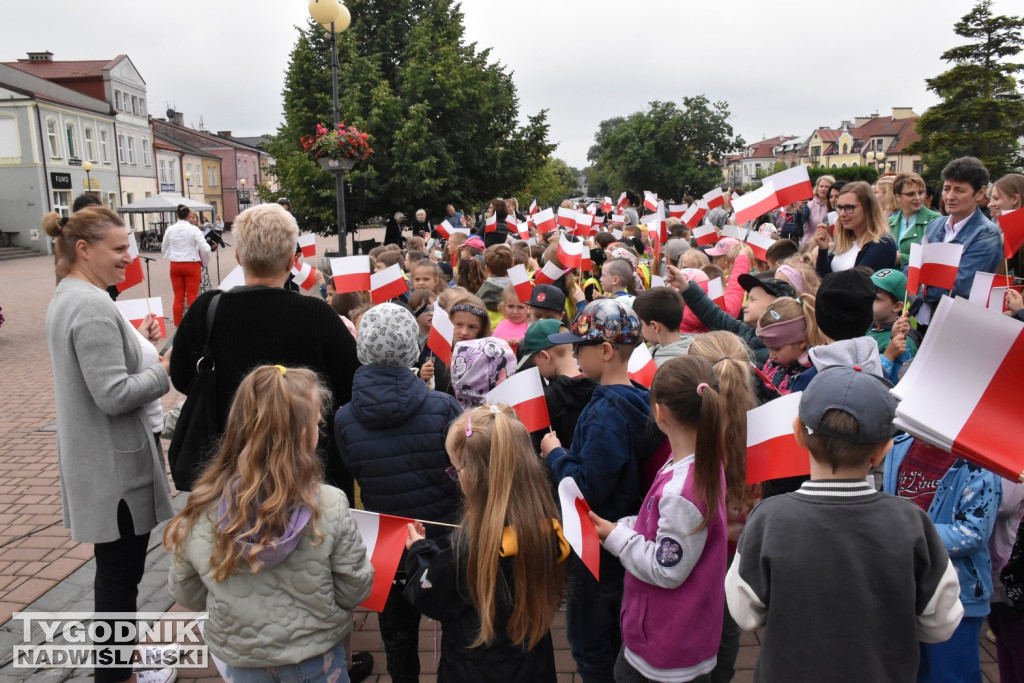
top-left (264, 0), bottom-right (554, 234)
top-left (584, 97), bottom-right (743, 200)
top-left (909, 0), bottom-right (1024, 180)
top-left (519, 157), bottom-right (578, 206)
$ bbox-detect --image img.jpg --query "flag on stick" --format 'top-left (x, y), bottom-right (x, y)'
top-left (529, 199), bottom-right (538, 216)
top-left (733, 184), bottom-right (779, 225)
top-left (764, 166), bottom-right (813, 206)
top-left (351, 510), bottom-right (415, 612)
top-left (601, 197), bottom-right (613, 213)
top-left (969, 272), bottom-right (1015, 310)
top-left (297, 233), bottom-right (317, 259)
top-left (427, 304), bottom-right (454, 365)
top-left (557, 477), bottom-right (600, 580)
top-left (693, 224), bottom-right (718, 247)
top-left (116, 233), bottom-right (145, 293)
top-left (745, 231), bottom-right (774, 261)
top-left (702, 187), bottom-right (726, 210)
top-left (906, 242), bottom-right (963, 292)
top-left (291, 262), bottom-right (317, 291)
top-left (330, 256), bottom-right (372, 294)
top-left (745, 392), bottom-right (809, 485)
top-left (370, 264), bottom-right (409, 304)
top-left (627, 344), bottom-right (657, 388)
top-left (557, 233), bottom-right (585, 270)
top-left (509, 264), bottom-right (533, 303)
top-left (534, 260), bottom-right (569, 285)
top-left (681, 202), bottom-right (707, 229)
top-left (998, 208), bottom-right (1024, 259)
top-left (707, 277), bottom-right (726, 309)
top-left (486, 367), bottom-right (551, 432)
top-left (669, 204), bottom-right (687, 219)
top-left (115, 297), bottom-right (166, 337)
top-left (643, 191), bottom-right (659, 212)
top-left (533, 207), bottom-right (557, 234)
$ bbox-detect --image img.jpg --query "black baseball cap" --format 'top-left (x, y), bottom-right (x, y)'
top-left (738, 272), bottom-right (797, 299)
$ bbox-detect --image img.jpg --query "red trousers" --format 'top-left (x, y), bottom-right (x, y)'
top-left (169, 261), bottom-right (201, 326)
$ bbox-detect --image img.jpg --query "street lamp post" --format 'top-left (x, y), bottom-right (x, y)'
top-left (239, 177), bottom-right (247, 214)
top-left (185, 172), bottom-right (192, 199)
top-left (868, 150), bottom-right (888, 175)
top-left (82, 160), bottom-right (93, 194)
top-left (309, 0), bottom-right (352, 256)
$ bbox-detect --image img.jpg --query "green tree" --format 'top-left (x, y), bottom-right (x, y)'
top-left (519, 157), bottom-right (577, 206)
top-left (909, 0), bottom-right (1024, 180)
top-left (263, 0), bottom-right (554, 234)
top-left (584, 97), bottom-right (744, 201)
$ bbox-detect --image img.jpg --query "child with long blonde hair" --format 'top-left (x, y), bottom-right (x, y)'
top-left (755, 294), bottom-right (820, 394)
top-left (164, 365), bottom-right (373, 680)
top-left (590, 356), bottom-right (729, 682)
top-left (404, 404), bottom-right (569, 682)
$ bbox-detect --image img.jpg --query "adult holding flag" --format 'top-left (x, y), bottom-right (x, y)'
top-left (813, 182), bottom-right (898, 275)
top-left (334, 304), bottom-right (462, 682)
top-left (888, 172), bottom-right (940, 268)
top-left (914, 157), bottom-right (1004, 329)
top-left (44, 206), bottom-right (175, 683)
top-left (162, 204), bottom-right (211, 326)
top-left (404, 404), bottom-right (569, 682)
top-left (990, 173), bottom-right (1024, 277)
top-left (483, 198), bottom-right (512, 248)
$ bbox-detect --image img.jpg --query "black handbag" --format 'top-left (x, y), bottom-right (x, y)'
top-left (167, 292), bottom-right (222, 491)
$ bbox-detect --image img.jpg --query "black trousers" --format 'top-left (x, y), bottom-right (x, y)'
top-left (93, 499), bottom-right (151, 683)
top-left (379, 574), bottom-right (422, 683)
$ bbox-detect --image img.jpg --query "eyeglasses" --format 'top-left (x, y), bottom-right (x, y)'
top-left (445, 465), bottom-right (460, 481)
top-left (899, 191), bottom-right (925, 198)
top-left (835, 204), bottom-right (860, 214)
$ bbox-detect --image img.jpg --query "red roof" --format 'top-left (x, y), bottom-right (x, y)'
top-left (2, 56), bottom-right (126, 81)
top-left (815, 129), bottom-right (841, 142)
top-left (851, 115), bottom-right (919, 153)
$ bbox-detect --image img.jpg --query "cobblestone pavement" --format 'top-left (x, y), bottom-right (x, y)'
top-left (0, 228), bottom-right (1000, 682)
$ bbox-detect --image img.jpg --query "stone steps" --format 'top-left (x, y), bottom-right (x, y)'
top-left (0, 246), bottom-right (44, 262)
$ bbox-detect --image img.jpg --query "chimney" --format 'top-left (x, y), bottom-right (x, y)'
top-left (853, 115), bottom-right (875, 128)
top-left (217, 131), bottom-right (232, 138)
top-left (172, 111), bottom-right (184, 126)
top-left (23, 51), bottom-right (54, 62)
top-left (891, 107), bottom-right (916, 120)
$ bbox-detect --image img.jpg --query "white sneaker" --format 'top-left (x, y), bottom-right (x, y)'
top-left (135, 643), bottom-right (180, 670)
top-left (135, 668), bottom-right (177, 683)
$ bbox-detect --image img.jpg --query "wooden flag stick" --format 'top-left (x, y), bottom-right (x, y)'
top-left (416, 518), bottom-right (460, 529)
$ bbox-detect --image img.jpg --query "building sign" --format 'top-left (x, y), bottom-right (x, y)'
top-left (69, 157), bottom-right (82, 167)
top-left (83, 179), bottom-right (101, 190)
top-left (51, 172), bottom-right (72, 190)
top-left (160, 183), bottom-right (176, 192)
top-left (238, 190), bottom-right (251, 203)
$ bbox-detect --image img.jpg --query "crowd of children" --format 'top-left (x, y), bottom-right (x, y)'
top-left (160, 161), bottom-right (1024, 683)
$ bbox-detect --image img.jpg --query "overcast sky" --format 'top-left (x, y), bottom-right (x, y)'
top-left (1, 0), bottom-right (1016, 169)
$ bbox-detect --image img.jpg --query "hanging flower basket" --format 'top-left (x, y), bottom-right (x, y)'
top-left (302, 122), bottom-right (372, 167)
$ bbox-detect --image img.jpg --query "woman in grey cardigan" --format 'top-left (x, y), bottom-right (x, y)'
top-left (43, 207), bottom-right (175, 683)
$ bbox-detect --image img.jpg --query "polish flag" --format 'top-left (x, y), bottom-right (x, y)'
top-left (436, 219), bottom-right (469, 240)
top-left (745, 230), bottom-right (775, 261)
top-left (681, 202), bottom-right (707, 229)
top-left (486, 366), bottom-right (551, 432)
top-left (707, 277), bottom-right (726, 309)
top-left (601, 196), bottom-right (613, 213)
top-left (586, 203), bottom-right (599, 215)
top-left (557, 477), bottom-right (600, 580)
top-left (485, 213), bottom-right (498, 233)
top-left (370, 263), bottom-right (409, 304)
top-left (290, 262), bottom-right (317, 291)
top-left (330, 255), bottom-right (372, 294)
top-left (116, 233), bottom-right (145, 293)
top-left (627, 344), bottom-right (657, 389)
top-left (721, 224), bottom-right (749, 242)
top-left (617, 191), bottom-right (628, 210)
top-left (557, 207), bottom-right (577, 230)
top-left (529, 199), bottom-right (538, 216)
top-left (643, 191), bottom-right (659, 212)
top-left (115, 297), bottom-right (166, 338)
top-left (764, 166), bottom-right (813, 206)
top-left (998, 208), bottom-right (1024, 259)
top-left (970, 272), bottom-right (1015, 310)
top-left (427, 304), bottom-right (454, 365)
top-left (669, 204), bottom-right (687, 219)
top-left (733, 183), bottom-right (779, 225)
top-left (350, 509), bottom-right (415, 612)
top-left (574, 212), bottom-right (595, 237)
top-left (218, 264), bottom-right (245, 291)
top-left (892, 296), bottom-right (1024, 482)
top-left (745, 392), bottom-right (809, 485)
top-left (509, 264), bottom-right (533, 303)
top-left (702, 187), bottom-right (726, 210)
top-left (651, 274), bottom-right (666, 288)
top-left (693, 224), bottom-right (718, 247)
top-left (594, 215), bottom-right (605, 229)
top-left (534, 260), bottom-right (569, 285)
top-left (557, 235), bottom-right (584, 269)
top-left (609, 213), bottom-right (627, 225)
top-left (581, 248), bottom-right (593, 273)
top-left (512, 216), bottom-right (530, 240)
top-left (906, 242), bottom-right (963, 292)
top-left (297, 233), bottom-right (317, 259)
top-left (533, 207), bottom-right (557, 234)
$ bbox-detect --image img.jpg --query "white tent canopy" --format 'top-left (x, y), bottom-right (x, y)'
top-left (117, 193), bottom-right (214, 214)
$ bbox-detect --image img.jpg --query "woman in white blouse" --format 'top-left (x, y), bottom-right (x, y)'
top-left (162, 204), bottom-right (210, 325)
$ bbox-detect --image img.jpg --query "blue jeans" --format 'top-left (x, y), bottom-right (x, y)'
top-left (224, 641), bottom-right (348, 683)
top-left (917, 616), bottom-right (983, 683)
top-left (566, 555), bottom-right (624, 683)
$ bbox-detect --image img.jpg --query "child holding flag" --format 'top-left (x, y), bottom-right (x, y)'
top-left (588, 356), bottom-right (729, 682)
top-left (164, 365), bottom-right (374, 680)
top-left (404, 404), bottom-right (569, 682)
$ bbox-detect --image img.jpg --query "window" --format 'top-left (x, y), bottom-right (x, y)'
top-left (127, 136), bottom-right (136, 165)
top-left (168, 159), bottom-right (176, 186)
top-left (139, 99), bottom-right (146, 116)
top-left (46, 119), bottom-right (61, 158)
top-left (913, 160), bottom-right (924, 174)
top-left (131, 96), bottom-right (139, 115)
top-left (117, 134), bottom-right (126, 163)
top-left (99, 129), bottom-right (110, 163)
top-left (114, 90), bottom-right (122, 111)
top-left (842, 143), bottom-right (848, 154)
top-left (84, 126), bottom-right (95, 161)
top-left (196, 164), bottom-right (202, 188)
top-left (141, 138), bottom-right (151, 166)
top-left (159, 159), bottom-right (167, 183)
top-left (207, 166), bottom-right (218, 187)
top-left (52, 190), bottom-right (71, 218)
top-left (107, 192), bottom-right (118, 213)
top-left (65, 122), bottom-right (78, 158)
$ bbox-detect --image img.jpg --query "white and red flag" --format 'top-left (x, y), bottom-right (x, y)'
top-left (557, 207), bottom-right (577, 230)
top-left (290, 262), bottom-right (317, 291)
top-left (486, 366), bottom-right (551, 432)
top-left (969, 272), bottom-right (1015, 311)
top-left (609, 213), bottom-right (627, 225)
top-left (745, 392), bottom-right (809, 485)
top-left (601, 196), bottom-right (614, 213)
top-left (745, 230), bottom-right (774, 261)
top-left (707, 277), bottom-right (726, 309)
top-left (533, 207), bottom-right (557, 234)
top-left (764, 166), bottom-right (813, 206)
top-left (508, 264), bottom-right (533, 303)
top-left (485, 213), bottom-right (498, 233)
top-left (529, 199), bottom-right (538, 216)
top-left (427, 304), bottom-right (454, 365)
top-left (436, 219), bottom-right (469, 240)
top-left (116, 233), bottom-right (145, 293)
top-left (733, 183), bottom-right (779, 225)
top-left (906, 242), bottom-right (963, 292)
top-left (581, 248), bottom-right (593, 273)
top-left (998, 208), bottom-right (1024, 259)
top-left (297, 232), bottom-right (317, 259)
top-left (557, 477), bottom-right (600, 580)
top-left (557, 234), bottom-right (584, 269)
top-left (702, 187), bottom-right (726, 210)
top-left (681, 202), bottom-right (707, 229)
top-left (115, 297), bottom-right (166, 338)
top-left (892, 296), bottom-right (1024, 482)
top-left (669, 204), bottom-right (687, 219)
top-left (511, 216), bottom-right (529, 240)
top-left (370, 263), bottom-right (409, 304)
top-left (643, 191), bottom-right (659, 212)
top-left (573, 212), bottom-right (595, 237)
top-left (534, 260), bottom-right (569, 285)
top-left (720, 224), bottom-right (749, 242)
top-left (627, 344), bottom-right (657, 389)
top-left (616, 191), bottom-right (628, 211)
top-left (693, 224), bottom-right (718, 247)
top-left (330, 255), bottom-right (372, 294)
top-left (351, 509), bottom-right (415, 612)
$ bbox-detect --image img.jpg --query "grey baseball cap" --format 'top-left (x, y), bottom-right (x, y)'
top-left (798, 366), bottom-right (899, 443)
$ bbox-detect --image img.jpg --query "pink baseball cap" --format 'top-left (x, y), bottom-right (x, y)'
top-left (706, 237), bottom-right (740, 257)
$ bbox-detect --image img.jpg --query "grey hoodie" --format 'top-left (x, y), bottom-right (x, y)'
top-left (791, 336), bottom-right (883, 393)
